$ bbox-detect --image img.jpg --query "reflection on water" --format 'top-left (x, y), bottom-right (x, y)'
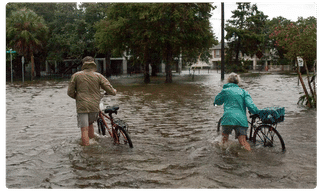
top-left (6, 71), bottom-right (316, 188)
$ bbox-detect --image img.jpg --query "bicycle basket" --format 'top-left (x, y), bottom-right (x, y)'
top-left (113, 118), bottom-right (129, 131)
top-left (258, 107), bottom-right (285, 124)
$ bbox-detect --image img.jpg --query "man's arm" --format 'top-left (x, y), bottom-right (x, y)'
top-left (100, 75), bottom-right (117, 95)
top-left (67, 75), bottom-right (77, 99)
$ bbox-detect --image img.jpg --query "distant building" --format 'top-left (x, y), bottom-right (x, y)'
top-left (209, 42), bottom-right (260, 70)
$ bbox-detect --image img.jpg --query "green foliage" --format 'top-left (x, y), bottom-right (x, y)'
top-left (78, 3), bottom-right (110, 56)
top-left (297, 94), bottom-right (316, 107)
top-left (95, 3), bottom-right (217, 83)
top-left (225, 3), bottom-right (268, 72)
top-left (272, 58), bottom-right (292, 65)
top-left (7, 3), bottom-right (217, 82)
top-left (225, 59), bottom-right (250, 73)
top-left (46, 3), bottom-right (83, 60)
top-left (6, 7), bottom-right (49, 79)
top-left (6, 8), bottom-right (48, 56)
top-left (270, 17), bottom-right (317, 108)
top-left (269, 17), bottom-right (316, 64)
top-left (266, 16), bottom-right (292, 60)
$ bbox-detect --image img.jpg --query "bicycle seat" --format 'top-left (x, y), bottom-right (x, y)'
top-left (104, 106), bottom-right (119, 114)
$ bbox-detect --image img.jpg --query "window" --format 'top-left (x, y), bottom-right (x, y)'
top-left (216, 50), bottom-right (220, 58)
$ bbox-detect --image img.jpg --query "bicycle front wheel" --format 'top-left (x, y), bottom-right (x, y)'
top-left (253, 125), bottom-right (285, 152)
top-left (116, 126), bottom-right (133, 148)
top-left (97, 118), bottom-right (106, 135)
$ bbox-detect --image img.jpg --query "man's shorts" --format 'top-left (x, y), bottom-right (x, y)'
top-left (77, 113), bottom-right (98, 128)
top-left (222, 125), bottom-right (248, 139)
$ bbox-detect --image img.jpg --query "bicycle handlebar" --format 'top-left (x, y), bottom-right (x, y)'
top-left (249, 114), bottom-right (259, 119)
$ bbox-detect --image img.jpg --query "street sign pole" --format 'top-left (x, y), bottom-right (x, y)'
top-left (10, 50), bottom-right (13, 83)
top-left (297, 57), bottom-right (304, 86)
top-left (7, 49), bottom-right (16, 83)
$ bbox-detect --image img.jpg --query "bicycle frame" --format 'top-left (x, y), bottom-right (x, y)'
top-left (98, 110), bottom-right (120, 144)
top-left (248, 114), bottom-right (263, 141)
top-left (248, 116), bottom-right (257, 141)
top-left (248, 114), bottom-right (279, 140)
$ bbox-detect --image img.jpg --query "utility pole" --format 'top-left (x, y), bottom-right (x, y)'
top-left (221, 2), bottom-right (225, 81)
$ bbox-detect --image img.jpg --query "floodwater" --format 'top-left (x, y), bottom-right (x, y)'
top-left (6, 71), bottom-right (316, 188)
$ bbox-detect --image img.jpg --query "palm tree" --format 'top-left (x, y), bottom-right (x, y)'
top-left (6, 8), bottom-right (48, 80)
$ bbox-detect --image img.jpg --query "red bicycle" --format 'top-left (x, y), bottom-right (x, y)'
top-left (97, 104), bottom-right (133, 148)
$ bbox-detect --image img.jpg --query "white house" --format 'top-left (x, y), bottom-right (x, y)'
top-left (209, 42), bottom-right (260, 70)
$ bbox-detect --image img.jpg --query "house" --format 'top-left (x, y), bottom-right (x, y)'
top-left (209, 42), bottom-right (262, 70)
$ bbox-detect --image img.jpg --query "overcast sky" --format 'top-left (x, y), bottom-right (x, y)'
top-left (210, 2), bottom-right (318, 41)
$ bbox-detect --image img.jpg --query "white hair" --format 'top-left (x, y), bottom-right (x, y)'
top-left (227, 72), bottom-right (240, 84)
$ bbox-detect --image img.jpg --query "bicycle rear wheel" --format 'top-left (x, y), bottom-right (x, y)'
top-left (97, 118), bottom-right (106, 135)
top-left (253, 125), bottom-right (285, 152)
top-left (115, 126), bottom-right (133, 148)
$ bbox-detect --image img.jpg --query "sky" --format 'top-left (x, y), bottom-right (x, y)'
top-left (210, 2), bottom-right (318, 41)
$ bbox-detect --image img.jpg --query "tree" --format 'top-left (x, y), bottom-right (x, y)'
top-left (267, 17), bottom-right (292, 65)
top-left (6, 3), bottom-right (58, 78)
top-left (79, 3), bottom-right (110, 57)
top-left (270, 17), bottom-right (317, 108)
top-left (225, 3), bottom-right (268, 71)
top-left (95, 3), bottom-right (217, 83)
top-left (6, 8), bottom-right (48, 80)
top-left (225, 3), bottom-right (250, 67)
top-left (46, 3), bottom-right (82, 61)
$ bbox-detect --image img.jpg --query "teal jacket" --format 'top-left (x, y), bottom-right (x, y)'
top-left (214, 83), bottom-right (260, 127)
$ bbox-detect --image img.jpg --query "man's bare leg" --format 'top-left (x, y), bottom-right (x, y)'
top-left (88, 123), bottom-right (95, 139)
top-left (81, 126), bottom-right (90, 146)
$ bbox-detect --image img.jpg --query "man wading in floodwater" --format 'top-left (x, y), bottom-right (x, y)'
top-left (67, 56), bottom-right (117, 146)
top-left (214, 73), bottom-right (260, 151)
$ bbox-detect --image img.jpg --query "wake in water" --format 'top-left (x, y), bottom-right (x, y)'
top-left (211, 134), bottom-right (251, 156)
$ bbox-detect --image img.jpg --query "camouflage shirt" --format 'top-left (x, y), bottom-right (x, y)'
top-left (67, 61), bottom-right (116, 113)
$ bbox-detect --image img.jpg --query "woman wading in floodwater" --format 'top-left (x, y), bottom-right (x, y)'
top-left (214, 73), bottom-right (260, 151)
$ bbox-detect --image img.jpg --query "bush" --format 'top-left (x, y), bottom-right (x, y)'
top-left (225, 60), bottom-right (249, 73)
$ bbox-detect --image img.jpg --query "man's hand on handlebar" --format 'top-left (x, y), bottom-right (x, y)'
top-left (104, 89), bottom-right (117, 95)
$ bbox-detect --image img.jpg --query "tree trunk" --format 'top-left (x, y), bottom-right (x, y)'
top-left (297, 67), bottom-right (312, 108)
top-left (34, 54), bottom-right (44, 78)
top-left (144, 63), bottom-right (150, 84)
top-left (151, 63), bottom-right (158, 77)
top-left (303, 60), bottom-right (316, 107)
top-left (143, 46), bottom-right (150, 84)
top-left (165, 62), bottom-right (172, 83)
top-left (105, 52), bottom-right (112, 77)
top-left (235, 37), bottom-right (241, 65)
top-left (312, 62), bottom-right (317, 106)
top-left (165, 45), bottom-right (173, 83)
top-left (165, 5), bottom-right (175, 83)
top-left (31, 53), bottom-right (35, 81)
